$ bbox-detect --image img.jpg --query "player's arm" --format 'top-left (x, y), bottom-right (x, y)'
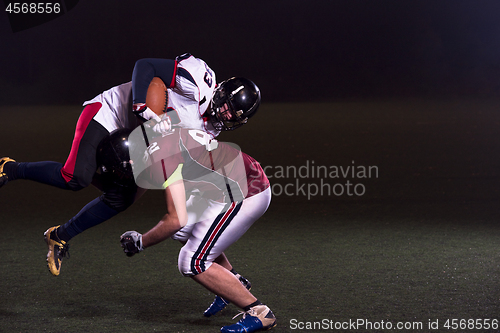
top-left (120, 164), bottom-right (187, 255)
top-left (131, 58), bottom-right (178, 135)
top-left (142, 180), bottom-right (187, 248)
top-left (132, 58), bottom-right (177, 109)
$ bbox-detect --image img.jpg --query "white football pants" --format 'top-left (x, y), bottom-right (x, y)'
top-left (172, 187), bottom-right (271, 276)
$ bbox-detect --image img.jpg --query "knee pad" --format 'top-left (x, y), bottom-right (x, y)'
top-left (178, 245), bottom-right (214, 277)
top-left (100, 183), bottom-right (137, 212)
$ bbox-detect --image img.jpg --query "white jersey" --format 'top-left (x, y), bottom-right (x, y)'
top-left (83, 82), bottom-right (141, 133)
top-left (167, 55), bottom-right (220, 138)
top-left (83, 55), bottom-right (220, 137)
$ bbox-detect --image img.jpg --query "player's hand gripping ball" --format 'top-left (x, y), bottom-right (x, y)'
top-left (120, 231), bottom-right (144, 257)
top-left (152, 114), bottom-right (172, 136)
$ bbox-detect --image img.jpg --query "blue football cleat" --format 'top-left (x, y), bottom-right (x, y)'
top-left (204, 275), bottom-right (252, 317)
top-left (204, 295), bottom-right (230, 317)
top-left (220, 305), bottom-right (276, 333)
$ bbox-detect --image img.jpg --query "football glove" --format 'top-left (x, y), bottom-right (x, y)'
top-left (120, 231), bottom-right (144, 257)
top-left (152, 114), bottom-right (172, 136)
top-left (132, 103), bottom-right (160, 122)
top-left (133, 103), bottom-right (172, 136)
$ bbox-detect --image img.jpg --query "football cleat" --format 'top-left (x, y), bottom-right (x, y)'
top-left (204, 296), bottom-right (230, 318)
top-left (220, 305), bottom-right (276, 333)
top-left (44, 226), bottom-right (70, 276)
top-left (0, 157), bottom-right (15, 189)
top-left (204, 275), bottom-right (252, 317)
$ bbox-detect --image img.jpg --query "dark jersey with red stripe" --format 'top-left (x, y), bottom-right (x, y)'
top-left (129, 126), bottom-right (269, 203)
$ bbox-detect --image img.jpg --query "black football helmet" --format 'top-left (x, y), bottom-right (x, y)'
top-left (209, 77), bottom-right (261, 131)
top-left (97, 128), bottom-right (134, 180)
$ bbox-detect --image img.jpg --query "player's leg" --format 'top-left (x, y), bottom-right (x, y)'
top-left (41, 104), bottom-right (111, 276)
top-left (193, 264), bottom-right (274, 333)
top-left (45, 177), bottom-right (139, 276)
top-left (192, 262), bottom-right (256, 308)
top-left (214, 252), bottom-right (232, 270)
top-left (179, 188), bottom-right (275, 332)
top-left (1, 103), bottom-right (106, 191)
top-left (192, 263), bottom-right (275, 333)
top-left (215, 253), bottom-right (252, 290)
top-left (172, 195), bottom-right (252, 316)
top-left (203, 253), bottom-right (252, 317)
top-left (2, 159), bottom-right (71, 189)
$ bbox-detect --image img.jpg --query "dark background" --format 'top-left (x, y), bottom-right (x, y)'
top-left (2, 0), bottom-right (500, 105)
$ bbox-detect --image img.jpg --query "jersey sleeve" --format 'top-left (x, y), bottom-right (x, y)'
top-left (132, 58), bottom-right (178, 105)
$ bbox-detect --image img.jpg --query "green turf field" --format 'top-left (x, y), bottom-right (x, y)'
top-left (1, 100), bottom-right (499, 332)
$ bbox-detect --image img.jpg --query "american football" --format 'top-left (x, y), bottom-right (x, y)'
top-left (146, 77), bottom-right (168, 116)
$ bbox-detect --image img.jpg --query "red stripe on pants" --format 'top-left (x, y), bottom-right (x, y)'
top-left (194, 202), bottom-right (236, 274)
top-left (61, 103), bottom-right (102, 182)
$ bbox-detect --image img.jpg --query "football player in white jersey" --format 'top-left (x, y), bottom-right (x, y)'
top-left (0, 53), bottom-right (261, 278)
top-left (119, 121), bottom-right (276, 333)
top-left (131, 53), bottom-right (220, 138)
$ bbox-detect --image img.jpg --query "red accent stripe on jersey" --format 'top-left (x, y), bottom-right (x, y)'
top-left (61, 103), bottom-right (102, 182)
top-left (169, 60), bottom-right (178, 88)
top-left (208, 150), bottom-right (215, 171)
top-left (193, 202), bottom-right (236, 274)
top-left (161, 159), bottom-right (168, 182)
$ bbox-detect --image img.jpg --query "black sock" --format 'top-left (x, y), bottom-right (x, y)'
top-left (243, 300), bottom-right (262, 312)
